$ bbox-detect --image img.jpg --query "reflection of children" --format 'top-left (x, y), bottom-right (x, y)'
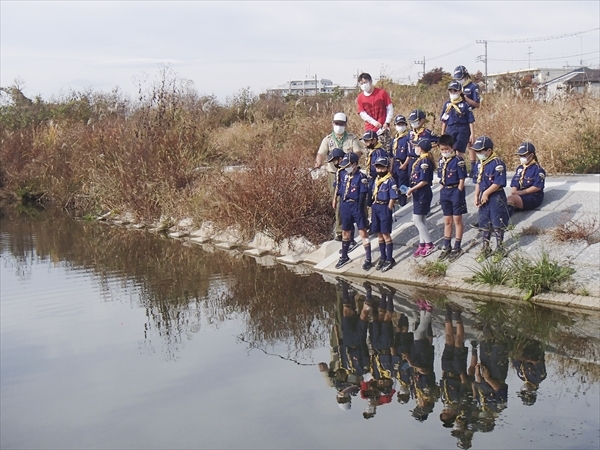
top-left (437, 134), bottom-right (468, 262)
top-left (407, 139), bottom-right (437, 257)
top-left (471, 136), bottom-right (509, 263)
top-left (512, 338), bottom-right (546, 406)
top-left (507, 142), bottom-right (546, 216)
top-left (393, 312), bottom-right (414, 404)
top-left (371, 158), bottom-right (398, 272)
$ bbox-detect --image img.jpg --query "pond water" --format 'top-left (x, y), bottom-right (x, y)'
top-left (1, 210), bottom-right (599, 450)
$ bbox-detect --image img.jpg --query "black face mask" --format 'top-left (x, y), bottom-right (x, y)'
top-left (377, 171), bottom-right (388, 177)
top-left (366, 142), bottom-right (376, 149)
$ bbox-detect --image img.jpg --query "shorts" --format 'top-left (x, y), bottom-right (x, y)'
top-left (442, 344), bottom-right (468, 376)
top-left (371, 203), bottom-right (393, 234)
top-left (370, 320), bottom-right (394, 351)
top-left (395, 331), bottom-right (414, 355)
top-left (341, 201), bottom-right (368, 231)
top-left (479, 341), bottom-right (509, 381)
top-left (446, 127), bottom-right (470, 153)
top-left (412, 185), bottom-right (433, 215)
top-left (341, 314), bottom-right (368, 348)
top-left (440, 186), bottom-right (467, 216)
top-left (519, 191), bottom-right (544, 210)
top-left (478, 191), bottom-right (509, 230)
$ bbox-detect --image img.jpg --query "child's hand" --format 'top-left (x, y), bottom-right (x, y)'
top-left (480, 192), bottom-right (489, 204)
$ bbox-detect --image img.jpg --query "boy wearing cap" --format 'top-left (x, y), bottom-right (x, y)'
top-left (453, 66), bottom-right (481, 181)
top-left (507, 142), bottom-right (546, 215)
top-left (471, 136), bottom-right (509, 263)
top-left (371, 156), bottom-right (399, 271)
top-left (356, 73), bottom-right (394, 148)
top-left (440, 81), bottom-right (475, 160)
top-left (437, 134), bottom-right (468, 261)
top-left (407, 109), bottom-right (439, 175)
top-left (389, 114), bottom-right (411, 207)
top-left (334, 152), bottom-right (372, 270)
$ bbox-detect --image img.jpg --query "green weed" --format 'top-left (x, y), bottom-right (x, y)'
top-left (417, 260), bottom-right (449, 278)
top-left (467, 259), bottom-right (511, 286)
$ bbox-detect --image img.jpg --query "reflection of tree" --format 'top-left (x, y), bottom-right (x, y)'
top-left (1, 208), bottom-right (337, 362)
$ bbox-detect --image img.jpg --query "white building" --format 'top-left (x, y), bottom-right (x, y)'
top-left (535, 67), bottom-right (600, 101)
top-left (486, 68), bottom-right (575, 92)
top-left (266, 78), bottom-right (356, 97)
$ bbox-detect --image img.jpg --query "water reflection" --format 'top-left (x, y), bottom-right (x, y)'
top-left (1, 208), bottom-right (599, 449)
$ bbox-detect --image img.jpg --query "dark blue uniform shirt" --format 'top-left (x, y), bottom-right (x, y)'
top-left (438, 155), bottom-right (468, 186)
top-left (476, 156), bottom-right (507, 191)
top-left (510, 163), bottom-right (546, 190)
top-left (337, 168), bottom-right (369, 201)
top-left (440, 100), bottom-right (475, 128)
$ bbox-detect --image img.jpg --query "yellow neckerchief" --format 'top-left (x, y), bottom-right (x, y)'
top-left (393, 130), bottom-right (409, 151)
top-left (372, 172), bottom-right (392, 201)
top-left (342, 346), bottom-right (356, 372)
top-left (518, 158), bottom-right (537, 188)
top-left (374, 354), bottom-right (392, 379)
top-left (440, 153), bottom-right (455, 184)
top-left (444, 96), bottom-right (462, 115)
top-left (462, 76), bottom-right (473, 87)
top-left (331, 131), bottom-right (347, 148)
top-left (441, 378), bottom-right (458, 405)
top-left (411, 153), bottom-right (430, 178)
top-left (476, 152), bottom-right (498, 184)
top-left (342, 167), bottom-right (354, 201)
top-left (410, 126), bottom-right (426, 144)
top-left (367, 142), bottom-right (383, 165)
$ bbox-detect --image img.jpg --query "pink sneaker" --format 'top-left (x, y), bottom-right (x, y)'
top-left (413, 244), bottom-right (424, 257)
top-left (421, 243), bottom-right (435, 257)
top-left (416, 299), bottom-right (434, 312)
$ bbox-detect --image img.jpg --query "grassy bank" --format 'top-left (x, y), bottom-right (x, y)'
top-left (2, 70), bottom-right (599, 245)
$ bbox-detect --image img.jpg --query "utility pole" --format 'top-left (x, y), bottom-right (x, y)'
top-left (476, 40), bottom-right (488, 91)
top-left (414, 57), bottom-right (425, 80)
top-left (527, 46), bottom-right (533, 69)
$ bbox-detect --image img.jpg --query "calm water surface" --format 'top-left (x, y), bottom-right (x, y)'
top-left (1, 210), bottom-right (599, 449)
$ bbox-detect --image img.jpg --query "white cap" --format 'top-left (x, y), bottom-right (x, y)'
top-left (338, 402), bottom-right (351, 411)
top-left (333, 112), bottom-right (347, 122)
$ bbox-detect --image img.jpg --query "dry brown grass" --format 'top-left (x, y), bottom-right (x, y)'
top-left (550, 216), bottom-right (600, 244)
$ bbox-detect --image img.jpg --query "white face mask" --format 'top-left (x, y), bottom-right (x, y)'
top-left (395, 125), bottom-right (407, 133)
top-left (477, 153), bottom-right (487, 161)
top-left (414, 147), bottom-right (422, 156)
top-left (449, 92), bottom-right (461, 101)
top-left (333, 125), bottom-right (345, 135)
top-left (360, 82), bottom-right (371, 93)
top-left (520, 156), bottom-right (529, 164)
top-left (410, 121), bottom-right (420, 129)
top-left (441, 152), bottom-right (453, 158)
top-left (344, 165), bottom-right (355, 173)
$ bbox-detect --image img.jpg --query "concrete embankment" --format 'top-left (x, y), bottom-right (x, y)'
top-left (140, 173), bottom-right (600, 312)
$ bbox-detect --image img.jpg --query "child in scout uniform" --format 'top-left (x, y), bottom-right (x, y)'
top-left (406, 139), bottom-right (437, 257)
top-left (407, 109), bottom-right (439, 173)
top-left (437, 134), bottom-right (468, 261)
top-left (370, 156), bottom-right (399, 272)
top-left (334, 152), bottom-right (372, 270)
top-left (507, 142), bottom-right (546, 216)
top-left (440, 81), bottom-right (475, 160)
top-left (389, 114), bottom-right (411, 206)
top-left (453, 65), bottom-right (481, 180)
top-left (471, 136), bottom-right (510, 263)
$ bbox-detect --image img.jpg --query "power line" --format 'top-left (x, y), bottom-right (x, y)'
top-left (427, 42), bottom-right (477, 61)
top-left (486, 28), bottom-right (599, 44)
top-left (488, 49), bottom-right (600, 62)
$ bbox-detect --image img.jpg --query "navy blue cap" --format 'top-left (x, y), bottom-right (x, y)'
top-left (327, 148), bottom-right (345, 162)
top-left (408, 109), bottom-right (426, 122)
top-left (340, 152), bottom-right (359, 167)
top-left (374, 156), bottom-right (390, 167)
top-left (416, 139), bottom-right (432, 152)
top-left (471, 136), bottom-right (494, 151)
top-left (448, 80), bottom-right (462, 91)
top-left (361, 130), bottom-right (378, 141)
top-left (453, 65), bottom-right (467, 80)
top-left (516, 142), bottom-right (536, 156)
top-left (394, 114), bottom-right (407, 125)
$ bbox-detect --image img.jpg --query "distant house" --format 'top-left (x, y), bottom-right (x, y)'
top-left (266, 78), bottom-right (356, 97)
top-left (534, 67), bottom-right (600, 100)
top-left (486, 68), bottom-right (574, 93)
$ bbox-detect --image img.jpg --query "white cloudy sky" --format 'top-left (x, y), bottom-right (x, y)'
top-left (1, 1), bottom-right (599, 102)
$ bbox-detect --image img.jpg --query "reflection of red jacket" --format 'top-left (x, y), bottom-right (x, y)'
top-left (360, 381), bottom-right (396, 405)
top-left (356, 88), bottom-right (392, 131)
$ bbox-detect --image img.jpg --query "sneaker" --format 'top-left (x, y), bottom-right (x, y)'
top-left (375, 259), bottom-right (386, 271)
top-left (491, 246), bottom-right (508, 263)
top-left (413, 245), bottom-right (424, 257)
top-left (334, 234), bottom-right (343, 242)
top-left (335, 256), bottom-right (351, 269)
top-left (438, 246), bottom-right (452, 261)
top-left (421, 243), bottom-right (435, 257)
top-left (475, 247), bottom-right (491, 263)
top-left (381, 259), bottom-right (396, 272)
top-left (416, 299), bottom-right (434, 312)
top-left (362, 259), bottom-right (372, 271)
top-left (447, 248), bottom-right (464, 262)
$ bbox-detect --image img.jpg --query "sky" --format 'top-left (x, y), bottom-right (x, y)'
top-left (1, 1), bottom-right (599, 103)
